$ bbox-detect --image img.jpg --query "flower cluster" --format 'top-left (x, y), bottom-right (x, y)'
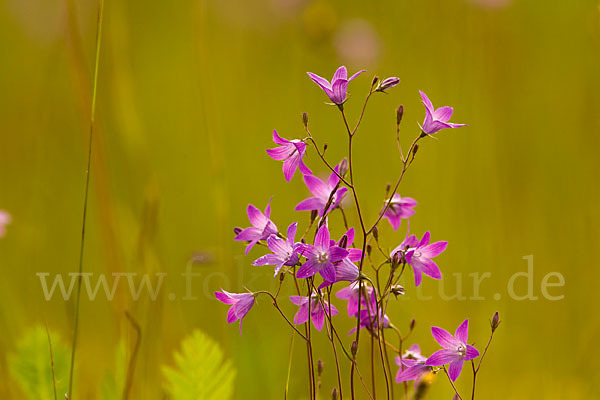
top-left (215, 66), bottom-right (496, 399)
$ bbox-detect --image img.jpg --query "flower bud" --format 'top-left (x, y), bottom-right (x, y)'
top-left (339, 234), bottom-right (348, 249)
top-left (233, 227), bottom-right (242, 235)
top-left (377, 77), bottom-right (400, 92)
top-left (279, 272), bottom-right (285, 282)
top-left (351, 341), bottom-right (358, 357)
top-left (372, 226), bottom-right (379, 241)
top-left (317, 359), bottom-right (324, 375)
top-left (409, 318), bottom-right (416, 332)
top-left (412, 144), bottom-right (419, 156)
top-left (323, 143), bottom-right (328, 152)
top-left (371, 76), bottom-right (379, 88)
top-left (302, 112), bottom-right (308, 127)
top-left (391, 285), bottom-right (405, 298)
top-left (491, 311), bottom-right (501, 332)
top-left (396, 105), bottom-right (404, 126)
top-left (331, 388), bottom-right (338, 400)
top-left (366, 244), bottom-right (372, 256)
top-left (339, 158), bottom-right (349, 176)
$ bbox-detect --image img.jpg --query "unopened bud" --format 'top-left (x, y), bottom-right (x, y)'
top-left (386, 183), bottom-right (391, 193)
top-left (409, 318), bottom-right (416, 331)
top-left (302, 112), bottom-right (308, 127)
top-left (412, 144), bottom-right (419, 156)
top-left (279, 272), bottom-right (285, 282)
top-left (396, 105), bottom-right (404, 125)
top-left (366, 244), bottom-right (372, 256)
top-left (339, 235), bottom-right (348, 249)
top-left (323, 143), bottom-right (328, 152)
top-left (317, 360), bottom-right (324, 375)
top-left (233, 227), bottom-right (242, 236)
top-left (339, 158), bottom-right (349, 176)
top-left (372, 226), bottom-right (379, 241)
top-left (371, 76), bottom-right (379, 87)
top-left (351, 341), bottom-right (358, 357)
top-left (331, 388), bottom-right (338, 400)
top-left (377, 77), bottom-right (400, 92)
top-left (491, 311), bottom-right (501, 332)
top-left (391, 285), bottom-right (405, 298)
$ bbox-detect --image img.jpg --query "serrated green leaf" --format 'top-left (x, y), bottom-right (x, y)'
top-left (9, 325), bottom-right (70, 400)
top-left (162, 330), bottom-right (235, 400)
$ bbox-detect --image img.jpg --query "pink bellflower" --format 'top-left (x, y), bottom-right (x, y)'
top-left (296, 225), bottom-right (348, 282)
top-left (383, 194), bottom-right (417, 231)
top-left (307, 66), bottom-right (365, 105)
top-left (295, 165), bottom-right (348, 217)
top-left (215, 290), bottom-right (256, 335)
top-left (426, 319), bottom-right (480, 381)
top-left (290, 293), bottom-right (338, 331)
top-left (234, 201), bottom-right (278, 255)
top-left (266, 130), bottom-right (312, 182)
top-left (395, 344), bottom-right (431, 385)
top-left (391, 231), bottom-right (447, 287)
top-left (419, 91), bottom-right (466, 135)
top-left (253, 222), bottom-right (300, 276)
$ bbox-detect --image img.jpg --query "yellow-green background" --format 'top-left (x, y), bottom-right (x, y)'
top-left (0, 0), bottom-right (598, 398)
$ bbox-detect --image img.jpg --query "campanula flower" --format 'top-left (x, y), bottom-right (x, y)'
top-left (395, 344), bottom-right (431, 384)
top-left (336, 281), bottom-right (375, 317)
top-left (383, 194), bottom-right (417, 231)
top-left (0, 210), bottom-right (11, 238)
top-left (426, 319), bottom-right (480, 381)
top-left (234, 200), bottom-right (278, 255)
top-left (351, 307), bottom-right (389, 334)
top-left (296, 225), bottom-right (348, 282)
top-left (419, 91), bottom-right (466, 135)
top-left (253, 222), bottom-right (300, 276)
top-left (392, 231), bottom-right (447, 287)
top-left (290, 293), bottom-right (338, 331)
top-left (215, 290), bottom-right (256, 335)
top-left (266, 130), bottom-right (312, 182)
top-left (307, 66), bottom-right (365, 105)
top-left (295, 165), bottom-right (348, 216)
top-left (318, 228), bottom-right (362, 289)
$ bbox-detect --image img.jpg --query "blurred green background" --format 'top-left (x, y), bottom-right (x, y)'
top-left (1, 0), bottom-right (599, 398)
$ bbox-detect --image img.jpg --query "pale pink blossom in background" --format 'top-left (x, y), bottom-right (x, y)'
top-left (0, 211), bottom-right (12, 238)
top-left (334, 19), bottom-right (381, 67)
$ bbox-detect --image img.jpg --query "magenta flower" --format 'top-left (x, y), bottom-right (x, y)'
top-left (253, 222), bottom-right (300, 276)
top-left (419, 91), bottom-right (466, 135)
top-left (290, 293), bottom-right (338, 331)
top-left (383, 194), bottom-right (417, 230)
top-left (351, 307), bottom-right (389, 334)
top-left (426, 320), bottom-right (480, 381)
top-left (307, 66), bottom-right (365, 105)
top-left (392, 231), bottom-right (447, 287)
top-left (266, 130), bottom-right (312, 182)
top-left (395, 345), bottom-right (431, 384)
top-left (297, 225), bottom-right (348, 282)
top-left (295, 165), bottom-right (348, 216)
top-left (336, 281), bottom-right (375, 317)
top-left (234, 201), bottom-right (278, 255)
top-left (0, 210), bottom-right (11, 238)
top-left (318, 228), bottom-right (362, 289)
top-left (215, 290), bottom-right (256, 334)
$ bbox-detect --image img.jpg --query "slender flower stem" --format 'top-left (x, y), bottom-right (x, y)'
top-left (256, 291), bottom-right (308, 341)
top-left (471, 329), bottom-right (497, 399)
top-left (45, 323), bottom-right (58, 400)
top-left (68, 1), bottom-right (104, 398)
top-left (327, 288), bottom-right (344, 399)
top-left (442, 366), bottom-right (463, 400)
top-left (123, 312), bottom-right (141, 400)
top-left (284, 331), bottom-right (295, 400)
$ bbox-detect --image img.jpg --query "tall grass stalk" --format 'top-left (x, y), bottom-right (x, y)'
top-left (68, 0), bottom-right (105, 398)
